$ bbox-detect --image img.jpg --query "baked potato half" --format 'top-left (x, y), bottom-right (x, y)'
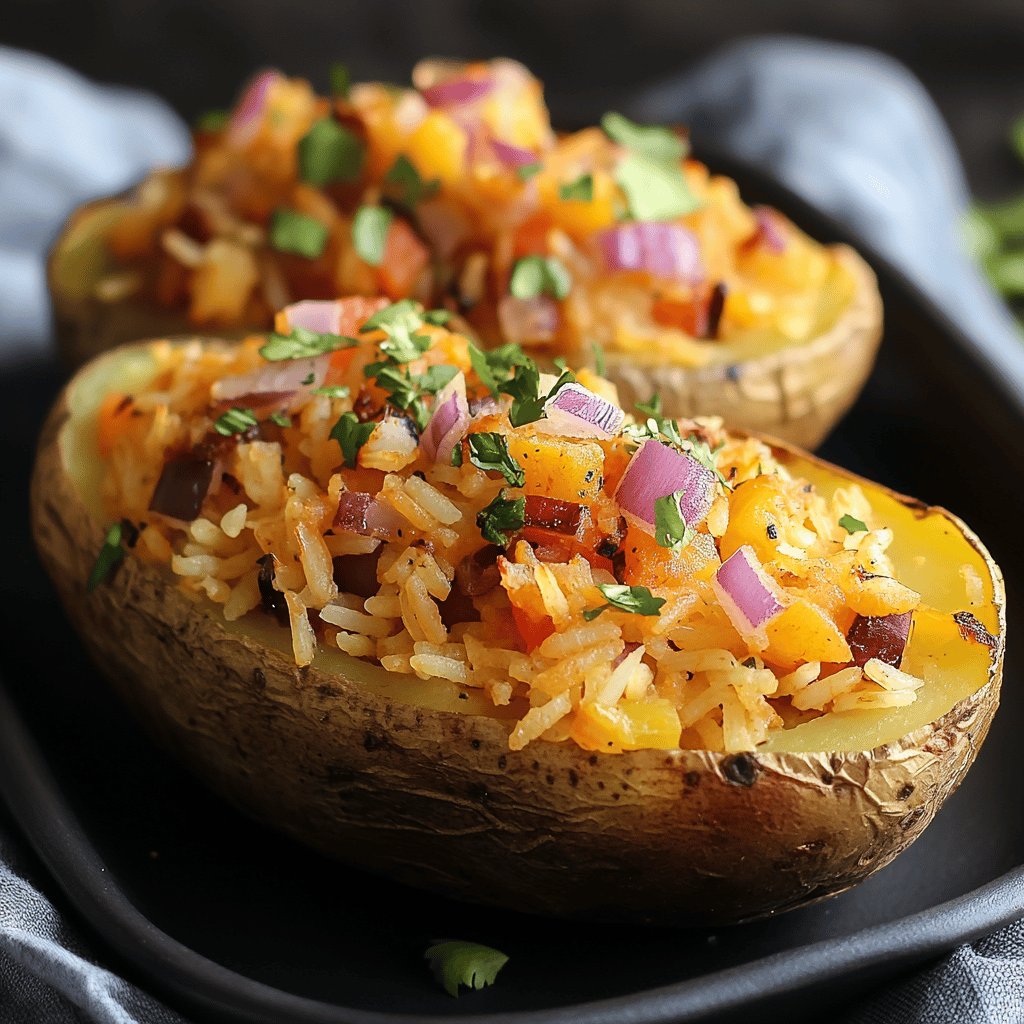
top-left (30, 339), bottom-right (1003, 926)
top-left (47, 58), bottom-right (883, 448)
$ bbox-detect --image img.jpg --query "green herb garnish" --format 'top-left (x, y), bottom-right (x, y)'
top-left (839, 513), bottom-right (868, 534)
top-left (559, 173), bottom-right (594, 202)
top-left (384, 154), bottom-right (440, 208)
top-left (269, 412), bottom-right (292, 428)
top-left (269, 208), bottom-right (330, 259)
top-left (601, 111), bottom-right (687, 162)
top-left (467, 432), bottom-right (525, 487)
top-left (194, 109), bottom-right (228, 133)
top-left (500, 362), bottom-right (544, 427)
top-left (654, 490), bottom-right (694, 553)
top-left (352, 204), bottom-right (393, 266)
top-left (615, 153), bottom-right (698, 221)
top-left (468, 342), bottom-right (532, 397)
top-left (425, 941), bottom-right (509, 999)
top-left (508, 256), bottom-right (572, 301)
top-left (451, 443), bottom-right (464, 467)
top-left (591, 342), bottom-right (606, 377)
top-left (213, 407), bottom-right (258, 436)
top-left (476, 492), bottom-right (526, 546)
top-left (422, 308), bottom-right (452, 326)
top-left (87, 523), bottom-right (126, 592)
top-left (330, 412), bottom-right (375, 468)
top-left (517, 161), bottom-right (541, 181)
top-left (312, 384), bottom-right (351, 399)
top-left (583, 583), bottom-right (665, 621)
top-left (635, 392), bottom-right (662, 419)
top-left (298, 118), bottom-right (364, 186)
top-left (259, 327), bottom-right (358, 361)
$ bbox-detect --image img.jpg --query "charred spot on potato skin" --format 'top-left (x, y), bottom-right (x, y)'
top-left (468, 782), bottom-right (489, 804)
top-left (497, 755), bottom-right (507, 770)
top-left (470, 738), bottom-right (481, 750)
top-left (723, 753), bottom-right (759, 787)
top-left (897, 783), bottom-right (915, 801)
top-left (820, 772), bottom-right (834, 786)
top-left (545, 773), bottom-right (555, 785)
top-left (588, 754), bottom-right (598, 766)
top-left (568, 769), bottom-right (579, 788)
top-left (252, 668), bottom-right (266, 691)
top-left (363, 731), bottom-right (388, 752)
top-left (684, 771), bottom-right (701, 788)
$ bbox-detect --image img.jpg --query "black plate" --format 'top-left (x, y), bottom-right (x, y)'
top-left (2, 155), bottom-right (1024, 1024)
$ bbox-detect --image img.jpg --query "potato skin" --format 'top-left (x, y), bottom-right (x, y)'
top-left (49, 198), bottom-right (881, 448)
top-left (30, 355), bottom-right (1001, 926)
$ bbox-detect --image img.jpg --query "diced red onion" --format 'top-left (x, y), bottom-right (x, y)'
top-left (599, 223), bottom-right (704, 284)
top-left (227, 70), bottom-right (281, 147)
top-left (212, 355), bottom-right (329, 406)
top-left (421, 76), bottom-right (494, 108)
top-left (614, 439), bottom-right (715, 533)
top-left (498, 295), bottom-right (559, 344)
top-left (847, 612), bottom-right (912, 668)
top-left (613, 641), bottom-right (642, 669)
top-left (279, 300), bottom-right (346, 335)
top-left (334, 492), bottom-right (409, 540)
top-left (538, 382), bottom-right (625, 439)
top-left (713, 546), bottom-right (786, 641)
top-left (420, 373), bottom-right (469, 463)
top-left (491, 138), bottom-right (537, 168)
top-left (752, 206), bottom-right (787, 254)
top-left (149, 454), bottom-right (214, 522)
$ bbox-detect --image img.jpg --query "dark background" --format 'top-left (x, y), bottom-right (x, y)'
top-left (4, 0), bottom-right (1024, 199)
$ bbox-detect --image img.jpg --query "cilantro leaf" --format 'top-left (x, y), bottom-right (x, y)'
top-left (469, 342), bottom-right (531, 397)
top-left (583, 583), bottom-right (665, 620)
top-left (559, 173), bottom-right (593, 202)
top-left (467, 433), bottom-right (525, 487)
top-left (591, 342), bottom-right (606, 377)
top-left (451, 443), bottom-right (464, 467)
top-left (194, 109), bottom-right (228, 133)
top-left (517, 161), bottom-right (541, 181)
top-left (269, 208), bottom-right (330, 259)
top-left (259, 327), bottom-right (358, 361)
top-left (269, 412), bottom-right (292, 428)
top-left (329, 61), bottom-right (350, 98)
top-left (360, 299), bottom-right (423, 334)
top-left (298, 118), bottom-right (365, 186)
top-left (601, 111), bottom-right (687, 162)
top-left (476, 492), bottom-right (525, 546)
top-left (839, 513), bottom-right (868, 534)
top-left (214, 407), bottom-right (258, 436)
top-left (330, 412), bottom-right (375, 468)
top-left (312, 385), bottom-right (351, 399)
top-left (654, 490), bottom-right (694, 552)
top-left (422, 308), bottom-right (452, 326)
top-left (636, 392), bottom-right (662, 419)
top-left (425, 941), bottom-right (509, 999)
top-left (500, 362), bottom-right (543, 427)
top-left (352, 205), bottom-right (393, 266)
top-left (509, 256), bottom-right (572, 301)
top-left (384, 154), bottom-right (440, 208)
top-left (87, 523), bottom-right (126, 592)
top-left (418, 364), bottom-right (459, 394)
top-left (615, 153), bottom-right (699, 221)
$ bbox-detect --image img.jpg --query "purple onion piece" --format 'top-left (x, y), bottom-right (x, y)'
top-left (847, 612), bottom-right (912, 668)
top-left (280, 300), bottom-right (345, 335)
top-left (599, 223), bottom-right (704, 284)
top-left (421, 76), bottom-right (494, 108)
top-left (714, 546), bottom-right (786, 634)
top-left (614, 439), bottom-right (715, 532)
top-left (541, 383), bottom-right (625, 439)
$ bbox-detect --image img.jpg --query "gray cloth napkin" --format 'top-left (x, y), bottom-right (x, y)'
top-left (2, 35), bottom-right (1023, 1024)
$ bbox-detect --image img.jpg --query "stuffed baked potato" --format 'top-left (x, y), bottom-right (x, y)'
top-left (31, 301), bottom-right (1001, 925)
top-left (49, 58), bottom-right (882, 447)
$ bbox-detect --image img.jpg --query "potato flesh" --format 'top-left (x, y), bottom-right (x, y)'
top-left (63, 348), bottom-right (1001, 754)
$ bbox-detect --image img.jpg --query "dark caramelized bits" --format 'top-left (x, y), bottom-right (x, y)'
top-left (455, 545), bottom-right (503, 597)
top-left (953, 611), bottom-right (998, 648)
top-left (332, 549), bottom-right (383, 599)
top-left (257, 554), bottom-right (289, 624)
top-left (846, 612), bottom-right (912, 668)
top-left (523, 495), bottom-right (585, 534)
top-left (149, 454), bottom-right (215, 521)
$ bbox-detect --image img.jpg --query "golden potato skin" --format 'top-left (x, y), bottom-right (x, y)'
top-left (49, 198), bottom-right (881, 449)
top-left (30, 356), bottom-right (1000, 926)
top-left (605, 245), bottom-right (883, 450)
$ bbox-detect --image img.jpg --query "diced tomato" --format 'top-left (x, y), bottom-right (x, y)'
top-left (377, 219), bottom-right (429, 299)
top-left (652, 295), bottom-right (705, 336)
top-left (511, 604), bottom-right (555, 652)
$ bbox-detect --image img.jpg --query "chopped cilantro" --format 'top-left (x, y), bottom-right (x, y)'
top-left (583, 583), bottom-right (665, 620)
top-left (269, 412), bottom-right (292, 428)
top-left (194, 109), bottom-right (228, 133)
top-left (269, 208), bottom-right (330, 259)
top-left (352, 204), bottom-right (393, 266)
top-left (87, 523), bottom-right (126, 592)
top-left (384, 154), bottom-right (440, 208)
top-left (559, 173), bottom-right (594, 202)
top-left (360, 298), bottom-right (422, 334)
top-left (839, 513), bottom-right (868, 534)
top-left (418, 364), bottom-right (459, 394)
top-left (330, 412), bottom-right (374, 468)
top-left (372, 364), bottom-right (457, 430)
top-left (467, 433), bottom-right (525, 487)
top-left (601, 111), bottom-right (687, 162)
top-left (451, 443), bottom-right (464, 467)
top-left (476, 492), bottom-right (525, 546)
top-left (312, 384), bottom-right (351, 399)
top-left (259, 327), bottom-right (358, 361)
top-left (615, 152), bottom-right (699, 221)
top-left (301, 373), bottom-right (315, 385)
top-left (591, 342), bottom-right (606, 377)
top-left (636, 392), bottom-right (662, 419)
top-left (654, 490), bottom-right (694, 553)
top-left (425, 940), bottom-right (509, 999)
top-left (214, 407), bottom-right (258, 436)
top-left (500, 362), bottom-right (544, 427)
top-left (468, 342), bottom-right (531, 397)
top-left (509, 256), bottom-right (572, 301)
top-left (422, 308), bottom-right (452, 326)
top-left (517, 161), bottom-right (542, 181)
top-left (298, 118), bottom-right (365, 186)
top-left (329, 61), bottom-right (350, 99)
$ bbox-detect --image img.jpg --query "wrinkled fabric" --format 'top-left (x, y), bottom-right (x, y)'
top-left (1, 37), bottom-right (1023, 1024)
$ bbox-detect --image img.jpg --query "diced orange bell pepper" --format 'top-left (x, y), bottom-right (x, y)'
top-left (719, 474), bottom-right (792, 563)
top-left (376, 218), bottom-right (429, 299)
top-left (511, 604), bottom-right (555, 652)
top-left (96, 392), bottom-right (139, 457)
top-left (513, 211), bottom-right (554, 258)
top-left (570, 699), bottom-right (681, 753)
top-left (506, 433), bottom-right (605, 503)
top-left (763, 598), bottom-right (852, 672)
top-left (621, 526), bottom-right (720, 590)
